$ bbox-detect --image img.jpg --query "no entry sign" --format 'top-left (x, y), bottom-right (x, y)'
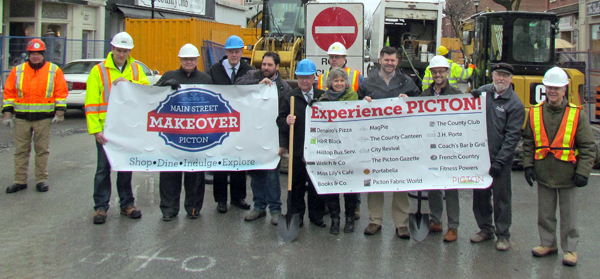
top-left (312, 7), bottom-right (358, 52)
top-left (306, 3), bottom-right (364, 76)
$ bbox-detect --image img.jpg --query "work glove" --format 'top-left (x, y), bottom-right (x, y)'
top-left (470, 89), bottom-right (481, 99)
top-left (524, 167), bottom-right (536, 187)
top-left (308, 98), bottom-right (318, 107)
top-left (469, 64), bottom-right (477, 70)
top-left (489, 162), bottom-right (502, 177)
top-left (163, 79), bottom-right (181, 90)
top-left (2, 112), bottom-right (14, 128)
top-left (52, 111), bottom-right (65, 124)
top-left (573, 174), bottom-right (588, 187)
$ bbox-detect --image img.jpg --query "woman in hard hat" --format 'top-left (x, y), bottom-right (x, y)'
top-left (316, 67), bottom-right (359, 234)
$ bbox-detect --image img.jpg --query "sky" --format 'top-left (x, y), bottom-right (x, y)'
top-left (316, 0), bottom-right (379, 14)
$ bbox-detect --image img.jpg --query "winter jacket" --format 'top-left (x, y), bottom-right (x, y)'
top-left (277, 86), bottom-right (325, 157)
top-left (422, 59), bottom-right (473, 90)
top-left (235, 70), bottom-right (292, 98)
top-left (477, 84), bottom-right (525, 166)
top-left (522, 99), bottom-right (595, 188)
top-left (155, 67), bottom-right (212, 86)
top-left (2, 61), bottom-right (68, 121)
top-left (356, 66), bottom-right (421, 100)
top-left (85, 52), bottom-right (149, 134)
top-left (318, 88), bottom-right (359, 102)
top-left (421, 79), bottom-right (463, 96)
top-left (206, 57), bottom-right (252, 85)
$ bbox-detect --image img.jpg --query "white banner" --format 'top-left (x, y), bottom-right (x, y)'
top-left (135, 0), bottom-right (206, 16)
top-left (103, 83), bottom-right (279, 172)
top-left (304, 94), bottom-right (492, 194)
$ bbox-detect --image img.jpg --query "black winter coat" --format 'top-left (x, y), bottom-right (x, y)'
top-left (235, 70), bottom-right (292, 98)
top-left (206, 57), bottom-right (252, 85)
top-left (277, 86), bottom-right (324, 157)
top-left (154, 67), bottom-right (212, 86)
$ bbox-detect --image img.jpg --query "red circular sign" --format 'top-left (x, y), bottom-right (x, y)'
top-left (312, 7), bottom-right (358, 52)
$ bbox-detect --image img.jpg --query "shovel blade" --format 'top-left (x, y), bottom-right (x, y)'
top-left (277, 213), bottom-right (301, 242)
top-left (409, 212), bottom-right (430, 242)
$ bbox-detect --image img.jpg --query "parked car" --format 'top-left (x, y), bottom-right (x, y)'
top-left (62, 59), bottom-right (162, 109)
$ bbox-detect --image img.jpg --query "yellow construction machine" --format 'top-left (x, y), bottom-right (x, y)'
top-left (249, 0), bottom-right (314, 79)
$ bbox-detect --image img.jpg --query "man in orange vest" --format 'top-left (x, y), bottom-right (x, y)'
top-left (522, 67), bottom-right (595, 267)
top-left (85, 32), bottom-right (150, 224)
top-left (2, 39), bottom-right (68, 194)
top-left (317, 42), bottom-right (364, 93)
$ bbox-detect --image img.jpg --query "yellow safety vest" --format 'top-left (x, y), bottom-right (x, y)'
top-left (317, 67), bottom-right (360, 92)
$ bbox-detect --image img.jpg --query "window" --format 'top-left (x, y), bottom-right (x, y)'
top-left (10, 1), bottom-right (35, 17)
top-left (42, 2), bottom-right (68, 19)
top-left (512, 19), bottom-right (552, 63)
top-left (489, 18), bottom-right (503, 62)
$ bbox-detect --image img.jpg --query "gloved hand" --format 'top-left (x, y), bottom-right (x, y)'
top-left (163, 79), bottom-right (181, 90)
top-left (489, 162), bottom-right (502, 177)
top-left (52, 110), bottom-right (65, 124)
top-left (470, 89), bottom-right (481, 99)
top-left (469, 64), bottom-right (477, 69)
top-left (524, 167), bottom-right (536, 187)
top-left (2, 112), bottom-right (14, 128)
top-left (308, 98), bottom-right (318, 107)
top-left (573, 174), bottom-right (588, 187)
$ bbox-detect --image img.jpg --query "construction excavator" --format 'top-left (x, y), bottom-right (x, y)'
top-left (248, 0), bottom-right (314, 79)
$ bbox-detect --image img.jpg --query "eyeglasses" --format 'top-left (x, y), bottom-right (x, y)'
top-left (329, 55), bottom-right (345, 60)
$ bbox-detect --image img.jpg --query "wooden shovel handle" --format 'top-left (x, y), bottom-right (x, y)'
top-left (287, 96), bottom-right (295, 191)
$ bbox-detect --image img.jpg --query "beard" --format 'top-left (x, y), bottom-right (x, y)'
top-left (262, 69), bottom-right (275, 79)
top-left (28, 60), bottom-right (45, 70)
top-left (493, 82), bottom-right (510, 93)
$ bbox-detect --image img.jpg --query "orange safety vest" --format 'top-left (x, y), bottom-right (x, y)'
top-left (2, 62), bottom-right (67, 113)
top-left (317, 67), bottom-right (360, 92)
top-left (530, 102), bottom-right (580, 162)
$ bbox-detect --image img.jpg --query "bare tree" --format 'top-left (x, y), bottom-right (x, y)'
top-left (363, 11), bottom-right (373, 49)
top-left (492, 0), bottom-right (522, 11)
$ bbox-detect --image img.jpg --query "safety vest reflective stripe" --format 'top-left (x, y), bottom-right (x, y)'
top-left (15, 64), bottom-right (26, 98)
top-left (13, 63), bottom-right (58, 112)
top-left (13, 103), bottom-right (57, 112)
top-left (3, 99), bottom-right (14, 108)
top-left (447, 62), bottom-right (458, 86)
top-left (45, 64), bottom-right (57, 98)
top-left (530, 102), bottom-right (580, 162)
top-left (317, 67), bottom-right (359, 91)
top-left (97, 62), bottom-right (112, 105)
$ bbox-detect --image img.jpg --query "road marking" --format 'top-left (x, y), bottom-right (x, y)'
top-left (181, 255), bottom-right (216, 272)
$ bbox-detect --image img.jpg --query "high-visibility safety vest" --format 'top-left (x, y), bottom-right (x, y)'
top-left (85, 52), bottom-right (149, 134)
top-left (317, 67), bottom-right (360, 92)
top-left (530, 102), bottom-right (581, 162)
top-left (422, 59), bottom-right (473, 90)
top-left (1, 62), bottom-right (68, 113)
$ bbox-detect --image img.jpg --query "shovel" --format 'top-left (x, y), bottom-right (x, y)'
top-left (278, 96), bottom-right (301, 242)
top-left (409, 191), bottom-right (429, 242)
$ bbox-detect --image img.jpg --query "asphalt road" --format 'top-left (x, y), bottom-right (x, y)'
top-left (0, 110), bottom-right (599, 278)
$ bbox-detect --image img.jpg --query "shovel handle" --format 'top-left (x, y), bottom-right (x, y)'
top-left (287, 96), bottom-right (295, 192)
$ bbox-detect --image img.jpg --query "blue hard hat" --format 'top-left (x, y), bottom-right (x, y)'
top-left (295, 59), bottom-right (316, 75)
top-left (225, 35), bottom-right (244, 49)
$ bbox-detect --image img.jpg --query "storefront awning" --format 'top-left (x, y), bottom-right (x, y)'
top-left (117, 6), bottom-right (196, 20)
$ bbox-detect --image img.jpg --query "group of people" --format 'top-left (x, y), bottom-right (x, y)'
top-left (2, 33), bottom-right (594, 267)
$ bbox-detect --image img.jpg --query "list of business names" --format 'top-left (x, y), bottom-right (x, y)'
top-left (304, 95), bottom-right (493, 194)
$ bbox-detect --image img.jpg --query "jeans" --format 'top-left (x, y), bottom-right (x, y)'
top-left (159, 171), bottom-right (205, 216)
top-left (93, 141), bottom-right (134, 211)
top-left (248, 167), bottom-right (282, 213)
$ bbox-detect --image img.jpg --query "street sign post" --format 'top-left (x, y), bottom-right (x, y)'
top-left (306, 3), bottom-right (364, 77)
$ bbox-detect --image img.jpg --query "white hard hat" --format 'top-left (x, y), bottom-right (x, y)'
top-left (111, 32), bottom-right (134, 49)
top-left (178, 44), bottom-right (200, 58)
top-left (542, 67), bottom-right (569, 87)
top-left (429, 55), bottom-right (450, 69)
top-left (327, 42), bottom-right (347, 56)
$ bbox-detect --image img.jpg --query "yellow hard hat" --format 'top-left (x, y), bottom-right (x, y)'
top-left (437, 46), bottom-right (448, 56)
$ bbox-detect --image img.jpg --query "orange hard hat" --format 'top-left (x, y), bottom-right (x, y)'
top-left (27, 39), bottom-right (46, 51)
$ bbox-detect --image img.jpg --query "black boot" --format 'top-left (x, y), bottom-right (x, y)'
top-left (344, 215), bottom-right (355, 233)
top-left (330, 217), bottom-right (340, 234)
